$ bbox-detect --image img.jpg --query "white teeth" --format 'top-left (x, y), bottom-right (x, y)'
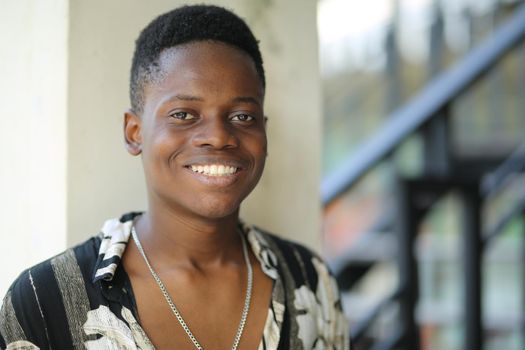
top-left (189, 164), bottom-right (238, 176)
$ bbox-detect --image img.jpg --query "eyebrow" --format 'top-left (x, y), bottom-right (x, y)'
top-left (170, 94), bottom-right (261, 107)
top-left (232, 96), bottom-right (261, 107)
top-left (173, 94), bottom-right (204, 101)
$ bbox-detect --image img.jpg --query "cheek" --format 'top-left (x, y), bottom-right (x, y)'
top-left (142, 129), bottom-right (184, 171)
top-left (256, 134), bottom-right (268, 161)
top-left (247, 129), bottom-right (267, 152)
top-left (246, 133), bottom-right (267, 173)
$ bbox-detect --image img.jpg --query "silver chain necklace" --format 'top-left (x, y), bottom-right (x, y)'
top-left (131, 226), bottom-right (253, 350)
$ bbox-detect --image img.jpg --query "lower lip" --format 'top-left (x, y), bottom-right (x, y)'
top-left (184, 167), bottom-right (242, 187)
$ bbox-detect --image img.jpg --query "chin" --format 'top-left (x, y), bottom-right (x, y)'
top-left (188, 188), bottom-right (252, 218)
top-left (194, 200), bottom-right (241, 220)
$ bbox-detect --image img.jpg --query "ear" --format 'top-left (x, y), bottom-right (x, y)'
top-left (263, 116), bottom-right (269, 157)
top-left (124, 109), bottom-right (143, 156)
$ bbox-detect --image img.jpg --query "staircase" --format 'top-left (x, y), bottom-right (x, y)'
top-left (320, 1), bottom-right (525, 349)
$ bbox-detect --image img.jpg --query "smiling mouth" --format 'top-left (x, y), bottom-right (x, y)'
top-left (187, 164), bottom-right (240, 176)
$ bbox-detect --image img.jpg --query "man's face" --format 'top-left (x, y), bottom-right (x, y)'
top-left (125, 41), bottom-right (267, 221)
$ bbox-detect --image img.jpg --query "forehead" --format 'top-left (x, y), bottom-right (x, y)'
top-left (144, 41), bottom-right (264, 101)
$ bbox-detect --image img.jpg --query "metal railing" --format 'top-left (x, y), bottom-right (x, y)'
top-left (322, 3), bottom-right (525, 205)
top-left (322, 3), bottom-right (525, 349)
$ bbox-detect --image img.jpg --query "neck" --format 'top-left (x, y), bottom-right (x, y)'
top-left (134, 203), bottom-right (242, 270)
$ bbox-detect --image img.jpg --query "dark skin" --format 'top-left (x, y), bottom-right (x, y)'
top-left (122, 41), bottom-right (273, 349)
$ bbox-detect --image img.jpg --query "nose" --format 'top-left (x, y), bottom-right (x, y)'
top-left (191, 116), bottom-right (239, 149)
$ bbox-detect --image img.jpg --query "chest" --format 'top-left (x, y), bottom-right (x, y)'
top-left (128, 264), bottom-right (273, 350)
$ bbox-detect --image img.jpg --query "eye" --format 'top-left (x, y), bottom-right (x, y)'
top-left (170, 111), bottom-right (196, 120)
top-left (230, 114), bottom-right (254, 122)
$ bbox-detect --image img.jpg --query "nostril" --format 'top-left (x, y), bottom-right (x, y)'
top-left (192, 128), bottom-right (239, 149)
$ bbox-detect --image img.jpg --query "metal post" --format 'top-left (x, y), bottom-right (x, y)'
top-left (462, 183), bottom-right (483, 350)
top-left (385, 0), bottom-right (401, 114)
top-left (396, 180), bottom-right (421, 350)
top-left (520, 39), bottom-right (525, 131)
top-left (455, 7), bottom-right (475, 151)
top-left (488, 3), bottom-right (504, 135)
top-left (422, 106), bottom-right (452, 177)
top-left (428, 0), bottom-right (444, 79)
top-left (522, 211), bottom-right (525, 348)
top-left (426, 2), bottom-right (446, 173)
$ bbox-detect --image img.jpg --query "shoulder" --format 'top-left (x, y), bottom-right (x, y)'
top-left (0, 235), bottom-right (102, 348)
top-left (8, 235), bottom-right (102, 297)
top-left (247, 225), bottom-right (350, 349)
top-left (249, 225), bottom-right (328, 287)
top-left (254, 226), bottom-right (319, 258)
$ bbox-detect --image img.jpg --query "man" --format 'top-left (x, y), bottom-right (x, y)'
top-left (0, 5), bottom-right (348, 349)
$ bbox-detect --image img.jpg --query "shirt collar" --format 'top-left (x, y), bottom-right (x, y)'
top-left (92, 213), bottom-right (280, 283)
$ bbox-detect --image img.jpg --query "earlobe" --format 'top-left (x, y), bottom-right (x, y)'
top-left (124, 109), bottom-right (143, 156)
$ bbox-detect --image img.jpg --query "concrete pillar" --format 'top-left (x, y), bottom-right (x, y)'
top-left (0, 0), bottom-right (68, 297)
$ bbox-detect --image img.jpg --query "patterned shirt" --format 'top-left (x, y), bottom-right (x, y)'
top-left (0, 213), bottom-right (349, 349)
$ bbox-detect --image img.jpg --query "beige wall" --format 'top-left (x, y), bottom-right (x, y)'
top-left (67, 0), bottom-right (323, 250)
top-left (0, 0), bottom-right (68, 299)
top-left (239, 0), bottom-right (323, 249)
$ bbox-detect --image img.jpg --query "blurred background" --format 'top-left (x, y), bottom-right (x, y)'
top-left (320, 0), bottom-right (525, 349)
top-left (1, 0), bottom-right (524, 349)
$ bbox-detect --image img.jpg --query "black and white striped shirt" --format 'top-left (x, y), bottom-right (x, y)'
top-left (0, 212), bottom-right (349, 349)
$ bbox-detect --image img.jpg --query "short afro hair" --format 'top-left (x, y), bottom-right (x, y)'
top-left (129, 5), bottom-right (265, 114)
